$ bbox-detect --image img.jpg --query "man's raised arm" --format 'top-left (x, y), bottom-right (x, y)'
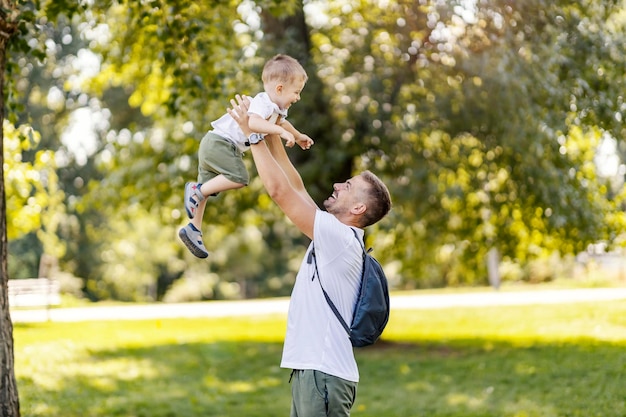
top-left (228, 95), bottom-right (318, 239)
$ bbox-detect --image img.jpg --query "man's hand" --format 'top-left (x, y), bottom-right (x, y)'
top-left (227, 94), bottom-right (252, 136)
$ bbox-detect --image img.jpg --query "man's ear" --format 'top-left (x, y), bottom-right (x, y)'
top-left (351, 202), bottom-right (366, 216)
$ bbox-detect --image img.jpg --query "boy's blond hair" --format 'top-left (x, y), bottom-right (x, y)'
top-left (262, 54), bottom-right (308, 86)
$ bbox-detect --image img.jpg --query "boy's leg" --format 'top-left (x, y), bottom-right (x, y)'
top-left (184, 182), bottom-right (205, 219)
top-left (180, 176), bottom-right (243, 259)
top-left (190, 199), bottom-right (208, 232)
top-left (180, 132), bottom-right (248, 258)
top-left (185, 172), bottom-right (246, 220)
top-left (290, 370), bottom-right (357, 417)
top-left (199, 174), bottom-right (245, 198)
top-left (190, 175), bottom-right (244, 231)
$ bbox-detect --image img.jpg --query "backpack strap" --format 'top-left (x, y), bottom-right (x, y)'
top-left (310, 229), bottom-right (366, 337)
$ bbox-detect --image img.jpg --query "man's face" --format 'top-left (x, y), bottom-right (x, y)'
top-left (323, 175), bottom-right (366, 215)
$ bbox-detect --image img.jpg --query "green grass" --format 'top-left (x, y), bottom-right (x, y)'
top-left (14, 301), bottom-right (626, 417)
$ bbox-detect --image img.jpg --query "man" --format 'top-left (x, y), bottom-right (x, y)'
top-left (228, 95), bottom-right (391, 417)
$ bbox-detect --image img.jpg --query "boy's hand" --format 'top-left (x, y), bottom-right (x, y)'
top-left (280, 130), bottom-right (296, 148)
top-left (296, 134), bottom-right (314, 150)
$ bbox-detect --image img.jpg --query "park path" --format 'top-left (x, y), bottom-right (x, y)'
top-left (10, 287), bottom-right (626, 323)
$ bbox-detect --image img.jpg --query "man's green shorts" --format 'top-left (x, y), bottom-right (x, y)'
top-left (290, 369), bottom-right (357, 417)
top-left (197, 132), bottom-right (249, 185)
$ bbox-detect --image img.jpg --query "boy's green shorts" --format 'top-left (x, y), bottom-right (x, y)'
top-left (197, 132), bottom-right (249, 185)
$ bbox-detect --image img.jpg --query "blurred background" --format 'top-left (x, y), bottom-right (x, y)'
top-left (5, 0), bottom-right (626, 304)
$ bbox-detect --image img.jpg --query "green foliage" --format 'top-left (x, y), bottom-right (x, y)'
top-left (304, 0), bottom-right (626, 286)
top-left (6, 0), bottom-right (626, 298)
top-left (7, 232), bottom-right (41, 278)
top-left (4, 122), bottom-right (44, 239)
top-left (83, 204), bottom-right (185, 301)
top-left (14, 299), bottom-right (626, 416)
top-left (6, 0), bottom-right (86, 118)
top-left (88, 0), bottom-right (255, 122)
top-left (3, 121), bottom-right (64, 250)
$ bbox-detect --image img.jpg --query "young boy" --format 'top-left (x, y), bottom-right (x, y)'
top-left (179, 54), bottom-right (313, 258)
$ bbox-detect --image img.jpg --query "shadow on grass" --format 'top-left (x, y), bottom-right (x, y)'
top-left (17, 338), bottom-right (626, 417)
top-left (19, 340), bottom-right (289, 417)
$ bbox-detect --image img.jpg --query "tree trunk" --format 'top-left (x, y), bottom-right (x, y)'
top-left (0, 6), bottom-right (21, 416)
top-left (259, 1), bottom-right (353, 204)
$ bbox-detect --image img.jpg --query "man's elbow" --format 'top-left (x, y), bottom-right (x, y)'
top-left (265, 182), bottom-right (290, 203)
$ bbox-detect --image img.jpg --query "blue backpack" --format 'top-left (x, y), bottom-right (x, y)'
top-left (309, 229), bottom-right (390, 347)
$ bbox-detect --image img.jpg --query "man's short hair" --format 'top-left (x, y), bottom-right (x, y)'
top-left (262, 54), bottom-right (308, 86)
top-left (359, 170), bottom-right (391, 227)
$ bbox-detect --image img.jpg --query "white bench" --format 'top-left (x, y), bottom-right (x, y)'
top-left (8, 278), bottom-right (61, 308)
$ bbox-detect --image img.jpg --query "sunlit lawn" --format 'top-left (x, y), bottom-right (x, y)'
top-left (14, 300), bottom-right (626, 417)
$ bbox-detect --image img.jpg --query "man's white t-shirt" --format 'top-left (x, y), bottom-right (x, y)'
top-left (210, 92), bottom-right (288, 153)
top-left (280, 210), bottom-right (364, 382)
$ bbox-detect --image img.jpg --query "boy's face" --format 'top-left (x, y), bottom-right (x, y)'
top-left (272, 77), bottom-right (306, 110)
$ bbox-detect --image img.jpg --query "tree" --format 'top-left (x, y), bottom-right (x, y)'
top-left (7, 0), bottom-right (626, 306)
top-left (2, 1), bottom-right (86, 413)
top-left (1, 1), bottom-right (22, 413)
top-left (300, 0), bottom-right (626, 286)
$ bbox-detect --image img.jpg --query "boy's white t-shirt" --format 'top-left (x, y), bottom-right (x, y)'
top-left (210, 92), bottom-right (288, 153)
top-left (280, 210), bottom-right (364, 382)
top-left (247, 92), bottom-right (288, 125)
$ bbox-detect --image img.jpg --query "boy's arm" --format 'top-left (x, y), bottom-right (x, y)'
top-left (249, 114), bottom-right (296, 147)
top-left (280, 119), bottom-right (314, 150)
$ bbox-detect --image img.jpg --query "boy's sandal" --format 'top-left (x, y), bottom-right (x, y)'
top-left (178, 223), bottom-right (209, 258)
top-left (184, 182), bottom-right (205, 219)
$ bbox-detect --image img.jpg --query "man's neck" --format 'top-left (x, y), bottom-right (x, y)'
top-left (332, 212), bottom-right (361, 229)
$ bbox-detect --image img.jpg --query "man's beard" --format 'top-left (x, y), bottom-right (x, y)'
top-left (323, 198), bottom-right (339, 214)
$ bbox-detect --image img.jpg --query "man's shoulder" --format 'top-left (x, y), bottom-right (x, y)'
top-left (315, 210), bottom-right (339, 225)
top-left (314, 211), bottom-right (354, 241)
top-left (315, 210), bottom-right (357, 228)
top-left (313, 212), bottom-right (363, 267)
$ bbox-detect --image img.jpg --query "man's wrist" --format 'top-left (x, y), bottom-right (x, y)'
top-left (247, 133), bottom-right (264, 146)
